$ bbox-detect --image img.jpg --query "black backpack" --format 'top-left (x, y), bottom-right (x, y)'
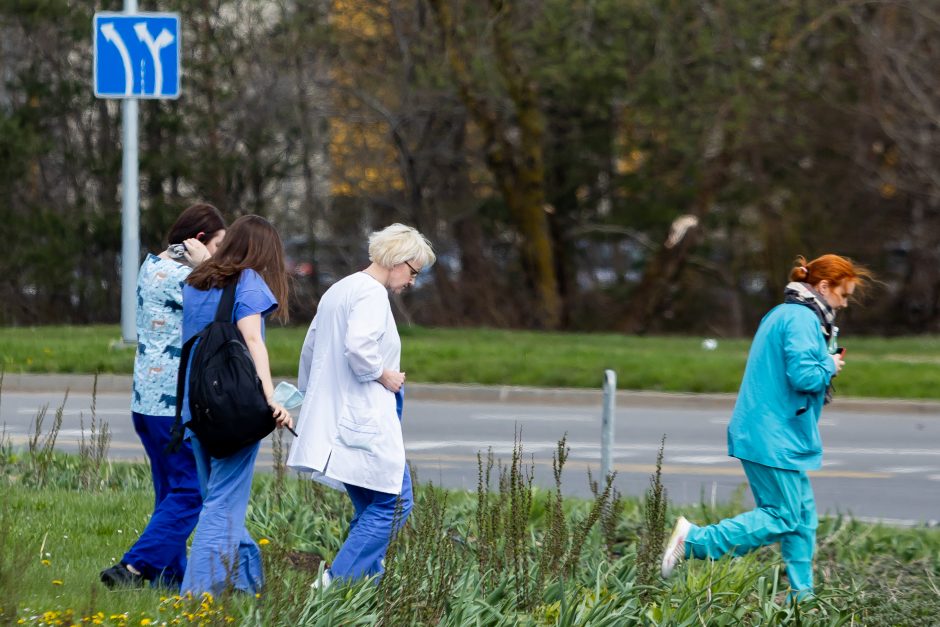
top-left (172, 278), bottom-right (275, 458)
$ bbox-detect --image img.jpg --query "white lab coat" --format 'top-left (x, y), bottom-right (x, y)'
top-left (286, 272), bottom-right (405, 494)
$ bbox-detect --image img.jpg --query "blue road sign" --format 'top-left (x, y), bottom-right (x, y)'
top-left (94, 12), bottom-right (180, 99)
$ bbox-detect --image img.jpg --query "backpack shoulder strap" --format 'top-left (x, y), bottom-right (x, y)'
top-left (215, 279), bottom-right (238, 323)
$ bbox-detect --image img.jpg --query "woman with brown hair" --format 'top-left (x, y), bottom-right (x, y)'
top-left (660, 254), bottom-right (871, 600)
top-left (178, 215), bottom-right (293, 596)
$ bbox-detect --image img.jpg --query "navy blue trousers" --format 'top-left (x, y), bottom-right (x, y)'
top-left (330, 387), bottom-right (412, 582)
top-left (122, 412), bottom-right (203, 588)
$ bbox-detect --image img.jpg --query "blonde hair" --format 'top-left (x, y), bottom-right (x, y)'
top-left (368, 223), bottom-right (436, 269)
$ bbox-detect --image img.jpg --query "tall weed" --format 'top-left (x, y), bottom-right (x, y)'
top-left (475, 431), bottom-right (620, 611)
top-left (26, 390), bottom-right (67, 488)
top-left (635, 435), bottom-right (668, 598)
top-left (271, 428), bottom-right (287, 507)
top-left (78, 376), bottom-right (111, 490)
top-left (380, 483), bottom-right (461, 625)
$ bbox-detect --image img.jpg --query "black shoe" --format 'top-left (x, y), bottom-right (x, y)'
top-left (100, 563), bottom-right (145, 589)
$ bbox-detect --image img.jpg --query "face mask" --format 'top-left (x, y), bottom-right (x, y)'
top-left (272, 381), bottom-right (305, 409)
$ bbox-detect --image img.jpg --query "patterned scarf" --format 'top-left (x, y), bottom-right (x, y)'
top-left (783, 281), bottom-right (838, 404)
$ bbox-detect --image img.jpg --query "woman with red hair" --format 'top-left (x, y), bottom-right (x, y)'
top-left (660, 254), bottom-right (871, 599)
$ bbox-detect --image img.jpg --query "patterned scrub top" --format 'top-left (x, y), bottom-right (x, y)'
top-left (132, 253), bottom-right (192, 416)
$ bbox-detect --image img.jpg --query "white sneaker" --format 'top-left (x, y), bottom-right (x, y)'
top-left (311, 569), bottom-right (332, 590)
top-left (661, 516), bottom-right (692, 578)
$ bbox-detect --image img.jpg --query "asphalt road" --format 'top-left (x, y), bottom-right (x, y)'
top-left (2, 385), bottom-right (938, 525)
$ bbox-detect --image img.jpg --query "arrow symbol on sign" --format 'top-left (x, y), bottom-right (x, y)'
top-left (100, 22), bottom-right (134, 96)
top-left (134, 23), bottom-right (174, 96)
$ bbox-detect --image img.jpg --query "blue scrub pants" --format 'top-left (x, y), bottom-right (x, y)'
top-left (685, 459), bottom-right (818, 594)
top-left (181, 436), bottom-right (263, 596)
top-left (330, 387), bottom-right (412, 582)
top-left (123, 413), bottom-right (202, 588)
top-left (330, 464), bottom-right (413, 581)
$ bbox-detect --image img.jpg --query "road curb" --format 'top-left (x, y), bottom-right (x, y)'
top-left (4, 373), bottom-right (940, 414)
top-left (3, 373), bottom-right (134, 394)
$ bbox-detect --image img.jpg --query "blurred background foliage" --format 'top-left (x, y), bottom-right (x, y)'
top-left (1, 0), bottom-right (937, 335)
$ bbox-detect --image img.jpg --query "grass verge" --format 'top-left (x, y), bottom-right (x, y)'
top-left (1, 443), bottom-right (938, 625)
top-left (4, 325), bottom-right (940, 398)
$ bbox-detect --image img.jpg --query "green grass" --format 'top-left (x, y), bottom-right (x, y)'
top-left (2, 447), bottom-right (939, 626)
top-left (4, 325), bottom-right (940, 398)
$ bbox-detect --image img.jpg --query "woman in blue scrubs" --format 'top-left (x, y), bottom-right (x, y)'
top-left (179, 215), bottom-right (293, 597)
top-left (661, 254), bottom-right (871, 598)
top-left (100, 203), bottom-right (225, 589)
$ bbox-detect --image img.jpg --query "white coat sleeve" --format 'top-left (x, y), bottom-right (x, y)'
top-left (344, 288), bottom-right (387, 383)
top-left (297, 316), bottom-right (317, 394)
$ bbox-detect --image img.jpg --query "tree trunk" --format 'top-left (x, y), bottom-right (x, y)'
top-left (428, 0), bottom-right (561, 328)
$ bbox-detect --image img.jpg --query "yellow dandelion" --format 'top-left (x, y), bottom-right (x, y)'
top-left (257, 538), bottom-right (270, 546)
top-left (41, 559), bottom-right (51, 566)
top-left (52, 579), bottom-right (64, 585)
top-left (141, 619), bottom-right (152, 625)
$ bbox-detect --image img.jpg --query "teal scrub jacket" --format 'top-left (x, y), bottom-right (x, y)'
top-left (728, 303), bottom-right (838, 471)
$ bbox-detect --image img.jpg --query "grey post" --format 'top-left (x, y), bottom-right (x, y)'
top-left (601, 369), bottom-right (617, 479)
top-left (120, 0), bottom-right (140, 344)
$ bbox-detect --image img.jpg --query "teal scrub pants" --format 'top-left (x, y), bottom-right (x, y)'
top-left (684, 459), bottom-right (818, 595)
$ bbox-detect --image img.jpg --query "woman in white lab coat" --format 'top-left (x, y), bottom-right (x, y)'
top-left (287, 223), bottom-right (435, 585)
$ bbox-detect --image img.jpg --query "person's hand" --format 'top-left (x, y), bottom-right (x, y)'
top-left (269, 400), bottom-right (293, 430)
top-left (830, 352), bottom-right (844, 376)
top-left (378, 369), bottom-right (406, 393)
top-left (182, 237), bottom-right (211, 265)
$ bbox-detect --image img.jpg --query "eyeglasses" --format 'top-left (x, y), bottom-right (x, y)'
top-left (404, 260), bottom-right (420, 277)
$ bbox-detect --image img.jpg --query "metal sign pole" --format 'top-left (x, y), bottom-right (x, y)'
top-left (601, 369), bottom-right (617, 479)
top-left (120, 97), bottom-right (139, 344)
top-left (119, 0), bottom-right (139, 344)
